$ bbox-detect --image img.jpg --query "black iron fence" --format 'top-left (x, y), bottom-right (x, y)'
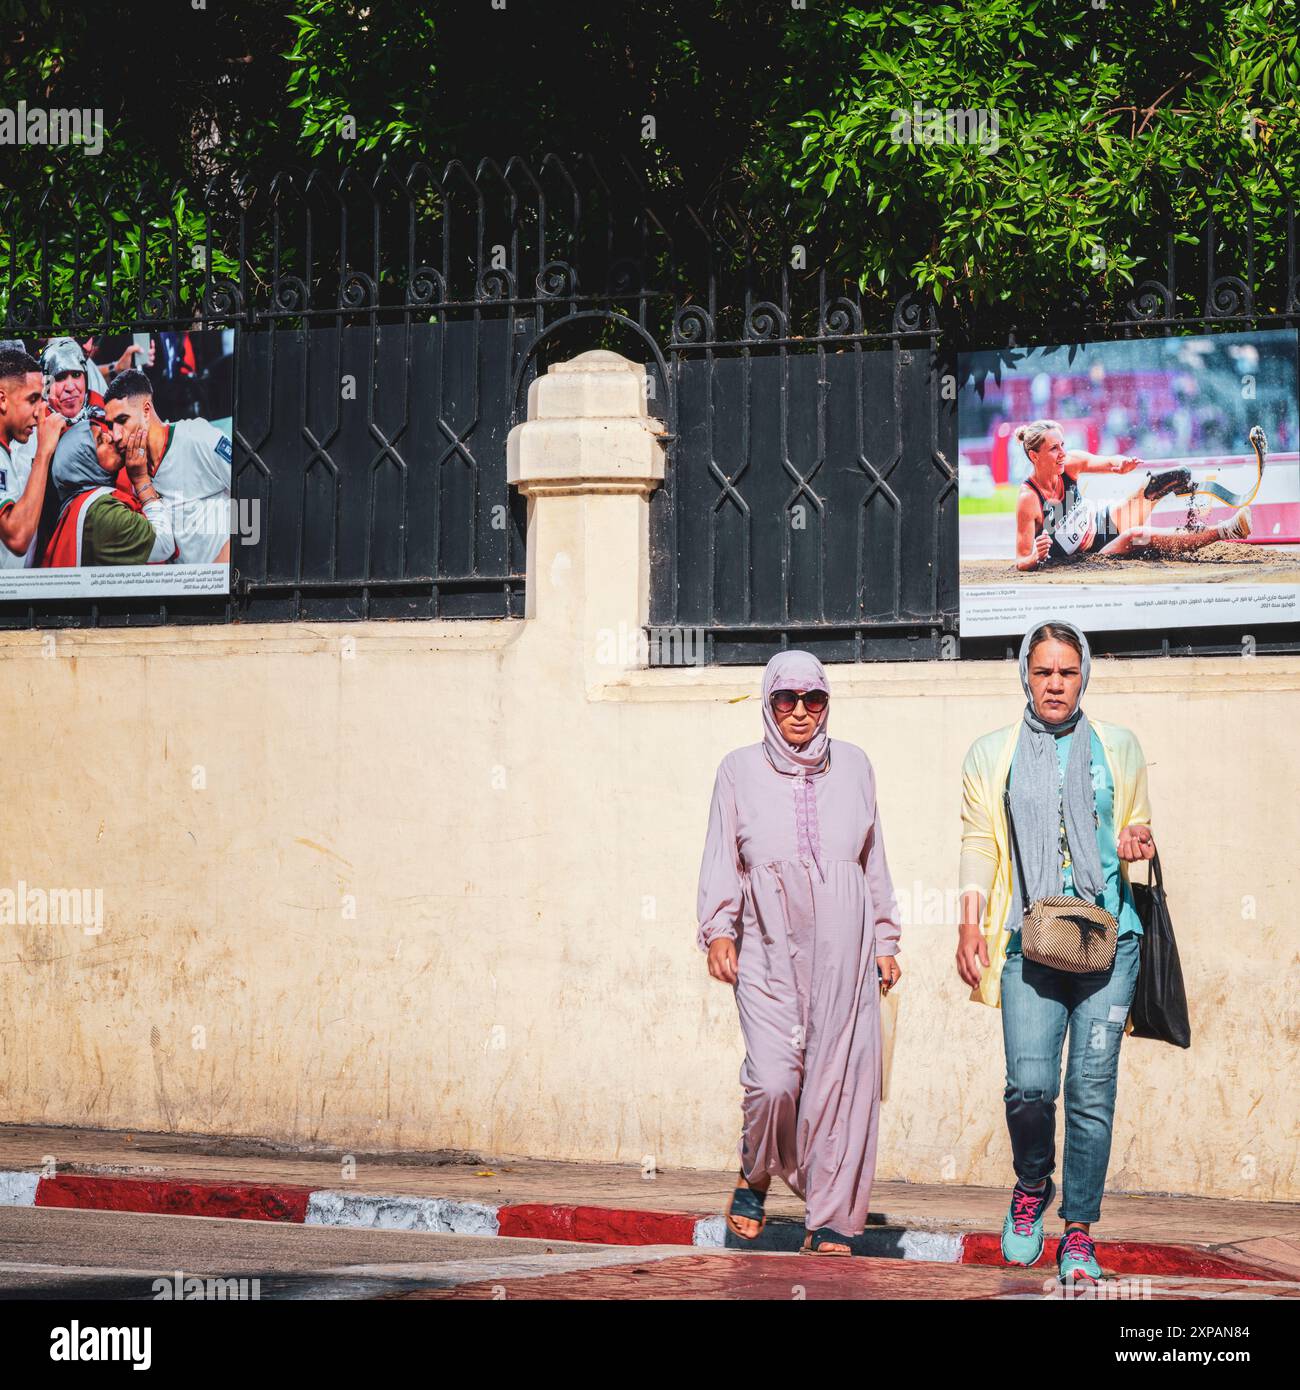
top-left (2, 156), bottom-right (1297, 657)
top-left (652, 291), bottom-right (956, 664)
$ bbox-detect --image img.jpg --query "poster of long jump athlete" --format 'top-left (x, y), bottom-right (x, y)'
top-left (0, 327), bottom-right (234, 599)
top-left (957, 329), bottom-right (1300, 636)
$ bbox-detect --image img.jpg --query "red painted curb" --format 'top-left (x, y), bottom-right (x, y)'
top-left (35, 1174), bottom-right (314, 1224)
top-left (960, 1231), bottom-right (1276, 1282)
top-left (495, 1203), bottom-right (577, 1241)
top-left (14, 1171), bottom-right (1282, 1283)
top-left (497, 1203), bottom-right (701, 1247)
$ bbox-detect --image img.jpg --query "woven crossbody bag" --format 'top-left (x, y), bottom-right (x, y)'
top-left (1003, 783), bottom-right (1118, 974)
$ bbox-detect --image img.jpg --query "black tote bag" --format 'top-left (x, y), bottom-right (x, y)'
top-left (1127, 848), bottom-right (1191, 1048)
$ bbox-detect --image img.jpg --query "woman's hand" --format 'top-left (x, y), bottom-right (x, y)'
top-left (707, 937), bottom-right (739, 985)
top-left (877, 956), bottom-right (901, 995)
top-left (1113, 456), bottom-right (1142, 473)
top-left (1118, 824), bottom-right (1156, 861)
top-left (956, 925), bottom-right (990, 989)
top-left (1017, 532), bottom-right (1051, 571)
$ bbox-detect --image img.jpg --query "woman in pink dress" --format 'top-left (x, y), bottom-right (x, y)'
top-left (696, 649), bottom-right (902, 1254)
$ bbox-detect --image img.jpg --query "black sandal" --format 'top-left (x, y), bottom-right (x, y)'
top-left (724, 1183), bottom-right (768, 1239)
top-left (803, 1226), bottom-right (854, 1255)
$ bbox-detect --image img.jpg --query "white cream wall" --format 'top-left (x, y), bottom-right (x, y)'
top-left (0, 351), bottom-right (1294, 1201)
top-left (625, 655), bottom-right (1300, 1202)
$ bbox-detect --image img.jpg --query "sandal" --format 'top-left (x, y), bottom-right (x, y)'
top-left (724, 1182), bottom-right (769, 1240)
top-left (802, 1226), bottom-right (854, 1256)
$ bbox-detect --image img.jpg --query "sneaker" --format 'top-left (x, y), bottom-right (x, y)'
top-left (1143, 467), bottom-right (1192, 501)
top-left (1000, 1175), bottom-right (1056, 1266)
top-left (1216, 506), bottom-right (1252, 541)
top-left (1057, 1226), bottom-right (1103, 1283)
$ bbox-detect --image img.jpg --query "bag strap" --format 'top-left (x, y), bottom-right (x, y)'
top-left (1134, 843), bottom-right (1164, 894)
top-left (1003, 771), bottom-right (1031, 909)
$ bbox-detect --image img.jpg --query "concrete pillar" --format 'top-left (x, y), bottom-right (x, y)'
top-left (506, 350), bottom-right (667, 692)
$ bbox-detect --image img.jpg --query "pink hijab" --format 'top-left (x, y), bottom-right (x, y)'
top-left (760, 650), bottom-right (831, 881)
top-left (761, 650), bottom-right (832, 774)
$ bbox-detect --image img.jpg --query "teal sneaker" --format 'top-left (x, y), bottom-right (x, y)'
top-left (999, 1176), bottom-right (1055, 1266)
top-left (1057, 1227), bottom-right (1103, 1284)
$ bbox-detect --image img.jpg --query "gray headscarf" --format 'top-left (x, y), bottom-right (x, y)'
top-left (40, 337), bottom-right (101, 422)
top-left (1007, 619), bottom-right (1105, 921)
top-left (41, 336), bottom-right (88, 379)
top-left (51, 418), bottom-right (114, 508)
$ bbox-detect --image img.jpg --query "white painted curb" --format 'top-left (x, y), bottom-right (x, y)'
top-left (306, 1190), bottom-right (501, 1237)
top-left (0, 1171), bottom-right (39, 1206)
top-left (896, 1229), bottom-right (964, 1263)
top-left (692, 1215), bottom-right (727, 1247)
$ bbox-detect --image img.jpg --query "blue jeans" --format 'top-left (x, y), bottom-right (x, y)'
top-left (1000, 934), bottom-right (1141, 1224)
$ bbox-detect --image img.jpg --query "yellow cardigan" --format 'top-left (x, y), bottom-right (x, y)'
top-left (959, 718), bottom-right (1151, 1010)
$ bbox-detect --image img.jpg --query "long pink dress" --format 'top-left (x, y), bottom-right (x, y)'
top-left (696, 737), bottom-right (901, 1235)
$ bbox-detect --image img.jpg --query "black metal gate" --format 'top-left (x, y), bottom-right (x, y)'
top-left (234, 319), bottom-right (527, 623)
top-left (649, 295), bottom-right (957, 664)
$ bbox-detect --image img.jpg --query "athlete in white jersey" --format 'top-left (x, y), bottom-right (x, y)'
top-left (102, 368), bottom-right (233, 565)
top-left (0, 428), bottom-right (38, 568)
top-left (0, 346), bottom-right (67, 569)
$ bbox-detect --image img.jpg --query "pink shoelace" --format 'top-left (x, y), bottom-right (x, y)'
top-left (1011, 1185), bottom-right (1047, 1235)
top-left (1060, 1228), bottom-right (1095, 1260)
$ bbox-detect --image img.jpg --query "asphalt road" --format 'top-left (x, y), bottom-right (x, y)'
top-left (3, 1206), bottom-right (1295, 1305)
top-left (0, 1205), bottom-right (724, 1300)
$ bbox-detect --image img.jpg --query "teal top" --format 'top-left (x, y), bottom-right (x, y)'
top-left (1007, 727), bottom-right (1143, 955)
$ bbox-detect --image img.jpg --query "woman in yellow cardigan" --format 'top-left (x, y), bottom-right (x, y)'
top-left (956, 619), bottom-right (1155, 1285)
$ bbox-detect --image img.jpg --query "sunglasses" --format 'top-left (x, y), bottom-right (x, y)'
top-left (770, 688), bottom-right (828, 715)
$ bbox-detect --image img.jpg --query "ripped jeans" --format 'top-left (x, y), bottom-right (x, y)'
top-left (1000, 934), bottom-right (1141, 1224)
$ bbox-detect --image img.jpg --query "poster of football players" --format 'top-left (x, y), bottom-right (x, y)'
top-left (956, 329), bottom-right (1300, 636)
top-left (0, 327), bottom-right (234, 598)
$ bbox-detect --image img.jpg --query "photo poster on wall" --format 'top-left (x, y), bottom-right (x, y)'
top-left (0, 327), bottom-right (236, 599)
top-left (956, 328), bottom-right (1300, 637)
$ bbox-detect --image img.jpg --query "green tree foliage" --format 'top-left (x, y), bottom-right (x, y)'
top-left (1, 0), bottom-right (1295, 332)
top-left (770, 0), bottom-right (1300, 328)
top-left (0, 0), bottom-right (283, 324)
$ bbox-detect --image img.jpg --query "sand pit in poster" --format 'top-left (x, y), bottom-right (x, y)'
top-left (957, 329), bottom-right (1300, 636)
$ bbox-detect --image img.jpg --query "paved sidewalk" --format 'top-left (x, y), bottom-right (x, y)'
top-left (2, 1123), bottom-right (1296, 1279)
top-left (404, 1253), bottom-right (1300, 1301)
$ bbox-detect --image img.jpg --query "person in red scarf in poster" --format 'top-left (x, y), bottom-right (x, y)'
top-left (40, 410), bottom-right (176, 568)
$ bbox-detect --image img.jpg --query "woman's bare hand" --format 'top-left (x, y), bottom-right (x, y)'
top-left (1018, 532), bottom-right (1051, 570)
top-left (1118, 824), bottom-right (1156, 861)
top-left (878, 956), bottom-right (901, 994)
top-left (707, 937), bottom-right (738, 985)
top-left (956, 926), bottom-right (990, 989)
